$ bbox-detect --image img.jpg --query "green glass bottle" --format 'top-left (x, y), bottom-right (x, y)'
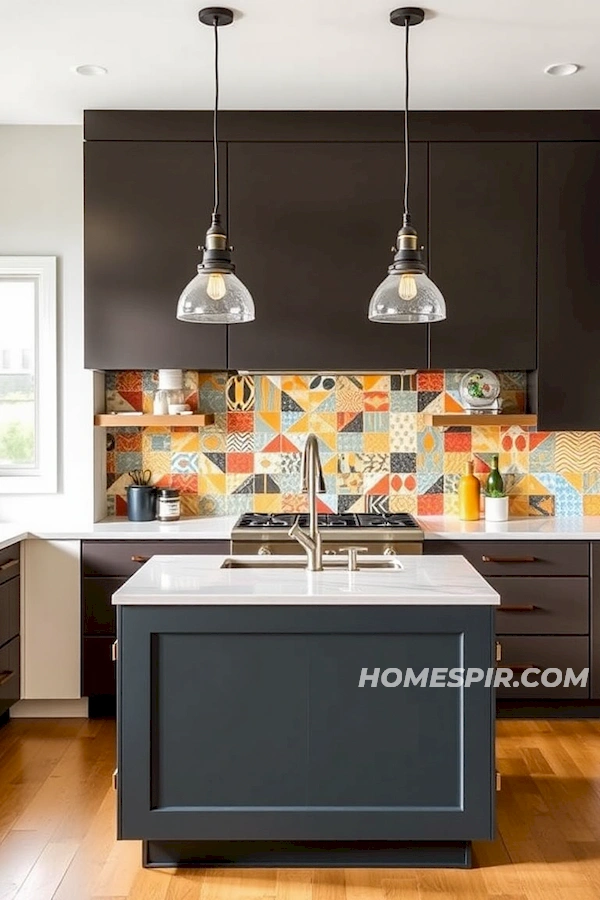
top-left (486, 454), bottom-right (504, 495)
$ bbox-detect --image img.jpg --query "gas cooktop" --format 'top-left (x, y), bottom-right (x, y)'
top-left (235, 512), bottom-right (419, 529)
top-left (232, 511), bottom-right (423, 542)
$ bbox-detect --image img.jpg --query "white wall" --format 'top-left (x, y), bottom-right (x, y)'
top-left (0, 125), bottom-right (94, 525)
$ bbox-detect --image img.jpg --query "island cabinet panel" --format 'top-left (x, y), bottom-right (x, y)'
top-left (117, 604), bottom-right (495, 845)
top-left (538, 142), bottom-right (600, 430)
top-left (429, 142), bottom-right (537, 370)
top-left (227, 142), bottom-right (429, 372)
top-left (84, 141), bottom-right (227, 370)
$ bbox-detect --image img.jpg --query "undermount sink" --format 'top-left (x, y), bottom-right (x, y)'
top-left (220, 557), bottom-right (404, 571)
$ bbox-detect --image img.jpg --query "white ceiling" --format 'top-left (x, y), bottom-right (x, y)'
top-left (2, 0), bottom-right (600, 124)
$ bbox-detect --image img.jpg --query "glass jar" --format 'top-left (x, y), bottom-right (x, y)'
top-left (157, 488), bottom-right (181, 522)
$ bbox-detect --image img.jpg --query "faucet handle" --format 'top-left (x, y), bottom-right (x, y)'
top-left (342, 546), bottom-right (369, 572)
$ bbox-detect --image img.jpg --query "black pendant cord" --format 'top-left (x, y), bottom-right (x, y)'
top-left (212, 20), bottom-right (220, 217)
top-left (403, 15), bottom-right (410, 224)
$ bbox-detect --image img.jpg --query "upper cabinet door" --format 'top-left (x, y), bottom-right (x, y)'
top-left (429, 143), bottom-right (537, 371)
top-left (538, 143), bottom-right (600, 431)
top-left (84, 141), bottom-right (227, 370)
top-left (227, 142), bottom-right (429, 372)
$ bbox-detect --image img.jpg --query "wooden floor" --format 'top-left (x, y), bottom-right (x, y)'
top-left (1, 719), bottom-right (600, 899)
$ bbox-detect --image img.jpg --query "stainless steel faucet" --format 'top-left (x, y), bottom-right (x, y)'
top-left (288, 433), bottom-right (326, 571)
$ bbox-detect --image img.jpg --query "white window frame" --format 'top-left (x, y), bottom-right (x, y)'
top-left (0, 256), bottom-right (57, 493)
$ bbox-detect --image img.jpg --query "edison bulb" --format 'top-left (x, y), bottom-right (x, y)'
top-left (207, 273), bottom-right (227, 301)
top-left (399, 273), bottom-right (417, 301)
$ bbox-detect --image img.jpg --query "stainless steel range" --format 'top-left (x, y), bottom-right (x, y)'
top-left (231, 512), bottom-right (423, 556)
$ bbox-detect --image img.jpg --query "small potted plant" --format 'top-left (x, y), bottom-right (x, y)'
top-left (484, 488), bottom-right (509, 522)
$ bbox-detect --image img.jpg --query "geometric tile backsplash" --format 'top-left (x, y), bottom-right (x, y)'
top-left (105, 370), bottom-right (600, 518)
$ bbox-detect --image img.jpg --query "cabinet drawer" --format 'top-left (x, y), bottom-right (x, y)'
top-left (492, 577), bottom-right (588, 635)
top-left (82, 540), bottom-right (230, 576)
top-left (0, 636), bottom-right (20, 716)
top-left (0, 577), bottom-right (19, 647)
top-left (0, 545), bottom-right (20, 587)
top-left (83, 577), bottom-right (126, 636)
top-left (82, 636), bottom-right (116, 696)
top-left (432, 541), bottom-right (589, 577)
top-left (496, 636), bottom-right (589, 698)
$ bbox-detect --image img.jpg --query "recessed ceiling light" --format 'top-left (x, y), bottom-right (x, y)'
top-left (73, 64), bottom-right (108, 77)
top-left (544, 63), bottom-right (579, 77)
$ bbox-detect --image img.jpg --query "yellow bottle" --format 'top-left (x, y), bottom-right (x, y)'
top-left (458, 460), bottom-right (481, 521)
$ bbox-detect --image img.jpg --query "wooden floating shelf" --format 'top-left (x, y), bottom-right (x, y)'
top-left (94, 414), bottom-right (215, 427)
top-left (424, 414), bottom-right (538, 428)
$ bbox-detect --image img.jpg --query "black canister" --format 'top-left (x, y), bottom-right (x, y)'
top-left (126, 485), bottom-right (157, 522)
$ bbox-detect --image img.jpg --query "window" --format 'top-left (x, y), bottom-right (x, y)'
top-left (0, 257), bottom-right (57, 493)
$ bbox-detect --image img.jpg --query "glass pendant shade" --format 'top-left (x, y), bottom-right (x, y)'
top-left (177, 269), bottom-right (255, 324)
top-left (368, 272), bottom-right (446, 324)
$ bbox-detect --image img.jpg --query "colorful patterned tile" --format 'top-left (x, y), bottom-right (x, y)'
top-left (390, 452), bottom-right (416, 473)
top-left (443, 452), bottom-right (470, 475)
top-left (584, 495), bottom-right (600, 515)
top-left (116, 371), bottom-right (143, 392)
top-left (417, 391), bottom-right (443, 413)
top-left (390, 391), bottom-right (417, 412)
top-left (227, 411), bottom-right (254, 432)
top-left (308, 375), bottom-right (336, 391)
top-left (418, 473), bottom-right (444, 494)
top-left (444, 430), bottom-right (472, 453)
top-left (338, 494), bottom-right (366, 514)
top-left (227, 452), bottom-right (254, 474)
top-left (171, 431), bottom-right (199, 453)
top-left (171, 452), bottom-right (199, 475)
top-left (529, 495), bottom-right (555, 517)
top-left (337, 473), bottom-right (364, 495)
top-left (418, 494), bottom-right (444, 516)
top-left (444, 493), bottom-right (459, 516)
top-left (363, 431), bottom-right (390, 453)
top-left (255, 412), bottom-right (281, 433)
top-left (363, 412), bottom-right (389, 433)
top-left (225, 431), bottom-right (254, 452)
top-left (254, 493), bottom-right (283, 514)
top-left (443, 392), bottom-right (464, 413)
top-left (416, 427), bottom-right (444, 472)
top-left (338, 412), bottom-right (363, 433)
top-left (471, 426), bottom-right (501, 453)
top-left (366, 494), bottom-right (390, 514)
top-left (171, 474), bottom-right (199, 493)
top-left (255, 452), bottom-right (282, 475)
top-left (226, 375), bottom-right (255, 411)
top-left (583, 472), bottom-right (600, 494)
top-left (417, 371), bottom-right (444, 392)
top-left (337, 432), bottom-right (364, 452)
top-left (556, 433), bottom-right (600, 473)
top-left (390, 412), bottom-right (417, 452)
top-left (389, 494), bottom-right (417, 514)
top-left (364, 392), bottom-right (389, 412)
top-left (115, 430), bottom-right (142, 453)
top-left (115, 451), bottom-right (143, 473)
top-left (389, 473), bottom-right (417, 494)
top-left (509, 495), bottom-right (531, 518)
top-left (180, 494), bottom-right (200, 517)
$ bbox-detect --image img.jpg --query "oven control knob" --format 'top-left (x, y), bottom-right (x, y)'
top-left (383, 546), bottom-right (397, 556)
top-left (258, 545), bottom-right (272, 556)
top-left (323, 550), bottom-right (338, 556)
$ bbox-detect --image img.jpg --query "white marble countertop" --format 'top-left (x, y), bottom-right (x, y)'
top-left (112, 554), bottom-right (500, 606)
top-left (419, 516), bottom-right (600, 540)
top-left (2, 515), bottom-right (600, 548)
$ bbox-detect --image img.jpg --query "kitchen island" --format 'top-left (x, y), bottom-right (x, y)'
top-left (113, 554), bottom-right (499, 869)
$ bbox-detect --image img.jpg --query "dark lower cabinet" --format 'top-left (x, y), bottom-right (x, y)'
top-left (426, 540), bottom-right (595, 707)
top-left (429, 142), bottom-right (537, 370)
top-left (117, 604), bottom-right (494, 868)
top-left (84, 141), bottom-right (227, 370)
top-left (81, 540), bottom-right (229, 715)
top-left (538, 142), bottom-right (600, 430)
top-left (0, 543), bottom-right (21, 723)
top-left (227, 141), bottom-right (429, 372)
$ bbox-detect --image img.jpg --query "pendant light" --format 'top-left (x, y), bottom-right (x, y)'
top-left (368, 8), bottom-right (446, 324)
top-left (177, 7), bottom-right (255, 324)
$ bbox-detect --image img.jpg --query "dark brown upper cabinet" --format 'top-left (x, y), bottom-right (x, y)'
top-left (537, 142), bottom-right (600, 431)
top-left (84, 141), bottom-right (227, 370)
top-left (227, 142), bottom-right (429, 372)
top-left (428, 142), bottom-right (537, 371)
